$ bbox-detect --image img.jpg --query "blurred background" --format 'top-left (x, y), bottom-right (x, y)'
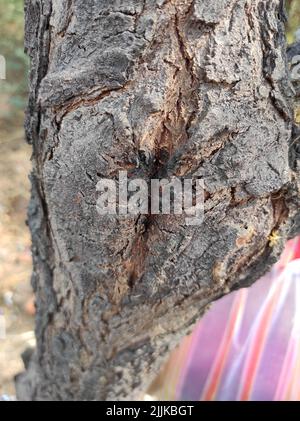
top-left (0, 0), bottom-right (299, 399)
top-left (0, 0), bottom-right (34, 397)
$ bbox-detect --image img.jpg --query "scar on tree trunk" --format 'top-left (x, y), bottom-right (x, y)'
top-left (16, 0), bottom-right (300, 401)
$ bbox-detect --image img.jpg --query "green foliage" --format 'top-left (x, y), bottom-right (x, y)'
top-left (286, 0), bottom-right (300, 44)
top-left (0, 0), bottom-right (28, 122)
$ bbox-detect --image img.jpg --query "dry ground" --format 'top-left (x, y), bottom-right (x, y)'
top-left (0, 125), bottom-right (34, 396)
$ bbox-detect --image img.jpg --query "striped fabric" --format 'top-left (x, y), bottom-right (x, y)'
top-left (153, 237), bottom-right (300, 401)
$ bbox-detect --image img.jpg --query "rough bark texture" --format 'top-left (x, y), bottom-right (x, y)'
top-left (16, 0), bottom-right (300, 401)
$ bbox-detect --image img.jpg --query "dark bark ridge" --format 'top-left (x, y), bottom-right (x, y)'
top-left (17, 0), bottom-right (300, 400)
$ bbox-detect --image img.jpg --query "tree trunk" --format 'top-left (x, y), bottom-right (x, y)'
top-left (16, 0), bottom-right (300, 401)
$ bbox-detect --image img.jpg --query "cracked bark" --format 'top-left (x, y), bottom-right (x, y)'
top-left (16, 0), bottom-right (300, 401)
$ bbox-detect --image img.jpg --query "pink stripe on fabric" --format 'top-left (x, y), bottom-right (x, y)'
top-left (201, 289), bottom-right (248, 401)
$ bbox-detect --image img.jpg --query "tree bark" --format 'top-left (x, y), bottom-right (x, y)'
top-left (17, 0), bottom-right (300, 400)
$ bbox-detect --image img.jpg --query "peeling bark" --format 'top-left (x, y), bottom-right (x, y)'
top-left (16, 0), bottom-right (300, 401)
